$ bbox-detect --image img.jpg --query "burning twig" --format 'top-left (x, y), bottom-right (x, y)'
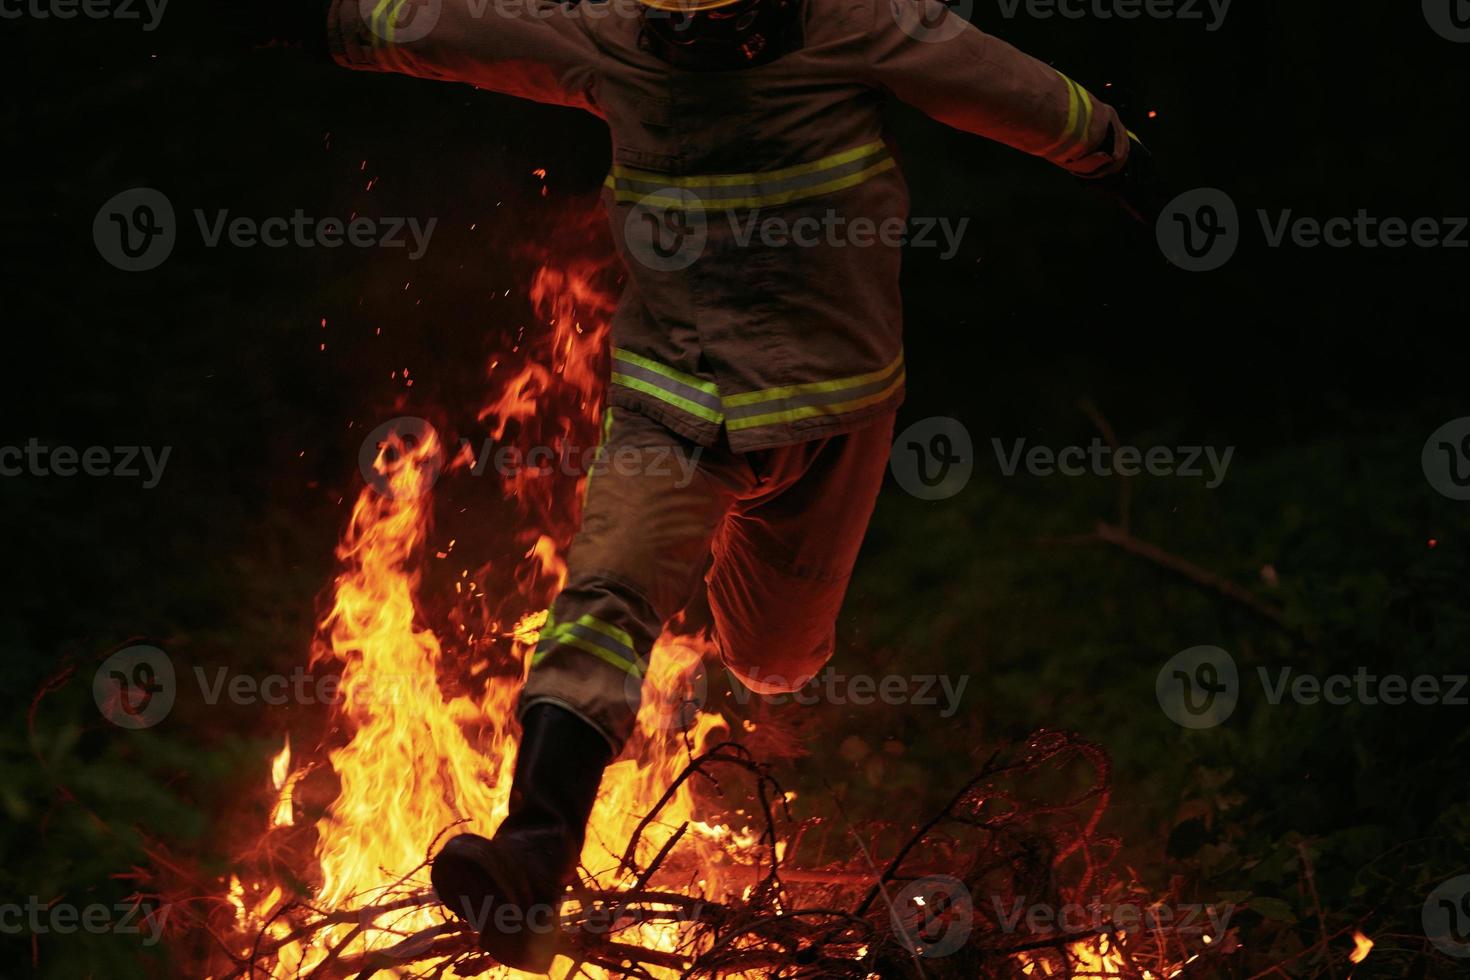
top-left (219, 730), bottom-right (1224, 979)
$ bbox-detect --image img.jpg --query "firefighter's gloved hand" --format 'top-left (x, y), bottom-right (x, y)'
top-left (1085, 133), bottom-right (1170, 226)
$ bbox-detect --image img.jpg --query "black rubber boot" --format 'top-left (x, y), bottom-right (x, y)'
top-left (431, 703), bottom-right (612, 972)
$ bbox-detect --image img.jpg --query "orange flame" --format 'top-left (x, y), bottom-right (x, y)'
top-left (1349, 929), bottom-right (1373, 965)
top-left (236, 237), bottom-right (738, 977)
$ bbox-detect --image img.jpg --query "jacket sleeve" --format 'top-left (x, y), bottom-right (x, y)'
top-left (326, 0), bottom-right (601, 114)
top-left (862, 0), bottom-right (1128, 176)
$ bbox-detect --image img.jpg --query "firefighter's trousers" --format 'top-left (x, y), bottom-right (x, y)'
top-left (519, 407), bottom-right (895, 753)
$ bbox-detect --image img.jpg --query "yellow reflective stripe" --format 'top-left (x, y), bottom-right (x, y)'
top-left (605, 143), bottom-right (895, 209)
top-left (581, 407), bottom-right (613, 507)
top-left (368, 0), bottom-right (400, 45)
top-left (612, 373), bottom-right (725, 424)
top-left (609, 141), bottom-right (887, 190)
top-left (1059, 73), bottom-right (1082, 147)
top-left (613, 159), bottom-right (897, 210)
top-left (541, 616), bottom-right (635, 654)
top-left (535, 614), bottom-right (644, 677)
top-left (535, 634), bottom-right (645, 679)
top-left (722, 352), bottom-right (904, 408)
top-left (1058, 75), bottom-right (1092, 153)
top-left (568, 613), bottom-right (636, 653)
top-left (726, 368), bottom-right (906, 431)
top-left (612, 347), bottom-right (718, 395)
top-left (1075, 79), bottom-right (1094, 149)
top-left (1043, 72), bottom-right (1097, 159)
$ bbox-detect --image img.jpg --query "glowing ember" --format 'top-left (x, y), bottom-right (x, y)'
top-left (1349, 929), bottom-right (1373, 964)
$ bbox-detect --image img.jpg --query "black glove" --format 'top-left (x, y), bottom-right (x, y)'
top-left (1087, 131), bottom-right (1171, 226)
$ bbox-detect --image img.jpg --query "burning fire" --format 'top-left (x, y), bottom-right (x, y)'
top-left (201, 213), bottom-right (1196, 980)
top-left (223, 238), bottom-right (736, 977)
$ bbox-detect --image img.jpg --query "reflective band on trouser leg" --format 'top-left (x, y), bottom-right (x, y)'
top-left (603, 141), bottom-right (896, 211)
top-left (722, 352), bottom-right (905, 433)
top-left (521, 583), bottom-right (662, 754)
top-left (532, 612), bottom-right (644, 678)
top-left (610, 348), bottom-right (725, 425)
top-left (519, 408), bottom-right (742, 754)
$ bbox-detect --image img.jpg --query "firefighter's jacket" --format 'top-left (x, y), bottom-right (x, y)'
top-left (327, 0), bottom-right (1128, 450)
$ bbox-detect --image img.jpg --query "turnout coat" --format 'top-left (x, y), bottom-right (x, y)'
top-left (328, 0), bottom-right (1128, 449)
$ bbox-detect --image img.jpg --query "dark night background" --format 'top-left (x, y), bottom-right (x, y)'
top-left (5, 1), bottom-right (1470, 976)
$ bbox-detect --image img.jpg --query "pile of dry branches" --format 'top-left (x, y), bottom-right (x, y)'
top-left (218, 730), bottom-right (1227, 979)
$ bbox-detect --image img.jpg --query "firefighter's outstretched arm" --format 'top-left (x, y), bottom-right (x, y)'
top-left (865, 0), bottom-right (1131, 178)
top-left (255, 0), bottom-right (603, 113)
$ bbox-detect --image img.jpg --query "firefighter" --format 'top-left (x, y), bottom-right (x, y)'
top-left (257, 0), bottom-right (1155, 968)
